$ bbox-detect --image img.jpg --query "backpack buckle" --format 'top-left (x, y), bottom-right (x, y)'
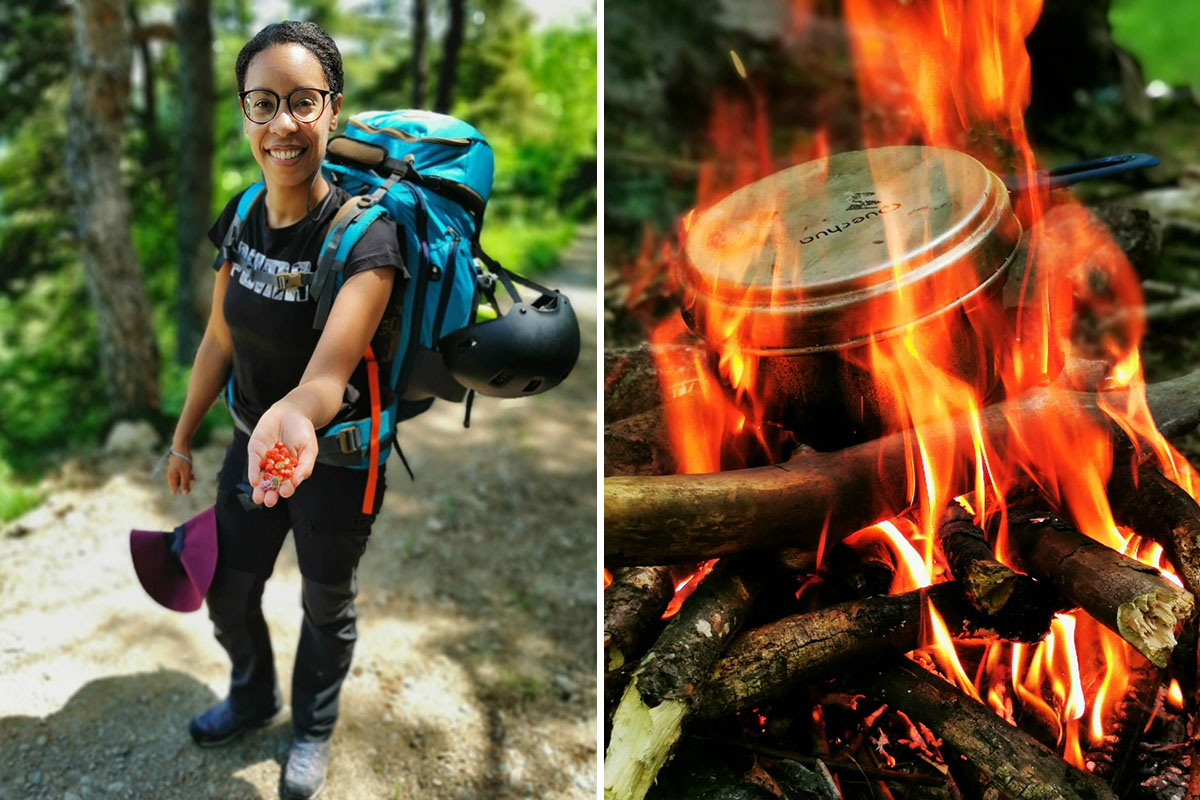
top-left (275, 272), bottom-right (305, 291)
top-left (336, 426), bottom-right (363, 454)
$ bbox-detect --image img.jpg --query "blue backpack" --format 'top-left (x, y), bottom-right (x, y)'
top-left (220, 110), bottom-right (525, 508)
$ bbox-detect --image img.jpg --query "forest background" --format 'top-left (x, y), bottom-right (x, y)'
top-left (0, 0), bottom-right (596, 518)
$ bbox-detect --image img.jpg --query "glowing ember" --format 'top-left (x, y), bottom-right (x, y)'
top-left (662, 560), bottom-right (719, 620)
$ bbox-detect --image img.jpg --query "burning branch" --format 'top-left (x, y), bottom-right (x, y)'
top-left (1006, 510), bottom-right (1195, 667)
top-left (937, 504), bottom-right (1063, 634)
top-left (698, 583), bottom-right (963, 719)
top-left (861, 659), bottom-right (1119, 800)
top-left (605, 369), bottom-right (1200, 565)
top-left (1109, 462), bottom-right (1200, 599)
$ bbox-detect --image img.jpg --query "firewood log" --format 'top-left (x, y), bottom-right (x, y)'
top-left (605, 566), bottom-right (676, 672)
top-left (606, 368), bottom-right (1200, 566)
top-left (1108, 461), bottom-right (1200, 599)
top-left (860, 659), bottom-right (1119, 800)
top-left (935, 505), bottom-right (1066, 638)
top-left (604, 561), bottom-right (759, 800)
top-left (1005, 510), bottom-right (1195, 667)
top-left (697, 581), bottom-right (1056, 720)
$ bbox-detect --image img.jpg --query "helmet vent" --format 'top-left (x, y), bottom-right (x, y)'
top-left (522, 379), bottom-right (542, 394)
top-left (488, 369), bottom-right (514, 387)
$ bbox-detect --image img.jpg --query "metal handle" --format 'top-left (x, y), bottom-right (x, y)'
top-left (1002, 153), bottom-right (1159, 193)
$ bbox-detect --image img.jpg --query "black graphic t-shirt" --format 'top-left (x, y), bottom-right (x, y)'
top-left (207, 184), bottom-right (404, 432)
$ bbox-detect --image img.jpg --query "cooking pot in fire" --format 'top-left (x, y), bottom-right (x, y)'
top-left (679, 146), bottom-right (1156, 451)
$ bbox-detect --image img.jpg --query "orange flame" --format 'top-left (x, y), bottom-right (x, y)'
top-left (1169, 679), bottom-right (1184, 710)
top-left (662, 559), bottom-right (719, 619)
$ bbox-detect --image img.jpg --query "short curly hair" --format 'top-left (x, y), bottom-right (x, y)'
top-left (235, 21), bottom-right (343, 96)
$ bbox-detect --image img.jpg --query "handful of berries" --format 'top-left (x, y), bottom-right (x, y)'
top-left (258, 441), bottom-right (297, 492)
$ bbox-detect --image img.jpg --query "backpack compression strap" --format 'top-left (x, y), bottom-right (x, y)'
top-left (361, 344), bottom-right (382, 514)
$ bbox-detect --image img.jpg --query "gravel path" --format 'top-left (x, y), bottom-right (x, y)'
top-left (0, 233), bottom-right (598, 800)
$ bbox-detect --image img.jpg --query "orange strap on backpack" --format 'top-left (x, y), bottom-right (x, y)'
top-left (362, 345), bottom-right (381, 515)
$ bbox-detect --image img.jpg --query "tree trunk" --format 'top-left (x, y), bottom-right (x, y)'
top-left (128, 2), bottom-right (167, 186)
top-left (174, 0), bottom-right (214, 364)
top-left (435, 0), bottom-right (465, 114)
top-left (412, 0), bottom-right (427, 108)
top-left (67, 0), bottom-right (160, 420)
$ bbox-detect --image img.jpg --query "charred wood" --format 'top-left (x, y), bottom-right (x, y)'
top-left (1109, 461), bottom-right (1200, 599)
top-left (860, 659), bottom-right (1119, 800)
top-left (605, 561), bottom-right (760, 800)
top-left (936, 506), bottom-right (1066, 639)
top-left (605, 342), bottom-right (702, 424)
top-left (1005, 510), bottom-right (1194, 667)
top-left (605, 566), bottom-right (676, 672)
top-left (605, 369), bottom-right (1200, 566)
top-left (698, 582), bottom-right (1052, 720)
top-left (606, 407), bottom-right (677, 477)
top-left (1081, 653), bottom-right (1160, 791)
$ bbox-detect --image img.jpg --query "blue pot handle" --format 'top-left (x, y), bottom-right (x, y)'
top-left (1002, 153), bottom-right (1159, 193)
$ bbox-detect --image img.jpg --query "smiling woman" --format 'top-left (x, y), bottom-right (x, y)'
top-left (165, 20), bottom-right (402, 800)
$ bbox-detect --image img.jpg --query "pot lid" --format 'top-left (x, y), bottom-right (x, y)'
top-left (681, 146), bottom-right (1021, 352)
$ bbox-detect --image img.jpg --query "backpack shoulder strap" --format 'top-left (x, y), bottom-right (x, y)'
top-left (311, 194), bottom-right (389, 330)
top-left (220, 182), bottom-right (265, 266)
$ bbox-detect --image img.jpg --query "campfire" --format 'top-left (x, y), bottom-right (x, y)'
top-left (603, 2), bottom-right (1200, 799)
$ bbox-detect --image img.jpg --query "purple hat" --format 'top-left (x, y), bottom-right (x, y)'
top-left (130, 507), bottom-right (218, 612)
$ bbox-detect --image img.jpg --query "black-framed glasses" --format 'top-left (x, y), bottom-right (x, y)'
top-left (239, 88), bottom-right (331, 125)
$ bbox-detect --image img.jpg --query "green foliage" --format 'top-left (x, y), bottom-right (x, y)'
top-left (1110, 0), bottom-right (1200, 88)
top-left (481, 215), bottom-right (576, 277)
top-left (0, 1), bottom-right (70, 132)
top-left (0, 456), bottom-right (43, 523)
top-left (0, 266), bottom-right (110, 474)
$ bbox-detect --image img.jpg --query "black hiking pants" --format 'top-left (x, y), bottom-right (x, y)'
top-left (205, 430), bottom-right (385, 742)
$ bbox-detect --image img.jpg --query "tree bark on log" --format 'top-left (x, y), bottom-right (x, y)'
top-left (860, 659), bottom-right (1119, 800)
top-left (605, 562), bottom-right (759, 800)
top-left (605, 369), bottom-right (1200, 566)
top-left (1109, 462), bottom-right (1200, 599)
top-left (936, 505), bottom-right (1065, 636)
top-left (1006, 510), bottom-right (1195, 667)
top-left (605, 406), bottom-right (676, 477)
top-left (605, 565), bottom-right (675, 672)
top-left (67, 0), bottom-right (160, 420)
top-left (938, 505), bottom-right (1022, 615)
top-left (698, 580), bottom-right (1056, 720)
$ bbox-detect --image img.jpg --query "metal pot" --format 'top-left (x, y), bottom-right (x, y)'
top-left (679, 146), bottom-right (1156, 451)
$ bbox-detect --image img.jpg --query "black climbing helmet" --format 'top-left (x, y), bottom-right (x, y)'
top-left (439, 252), bottom-right (581, 398)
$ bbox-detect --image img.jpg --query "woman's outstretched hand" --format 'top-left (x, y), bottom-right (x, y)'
top-left (247, 399), bottom-right (318, 507)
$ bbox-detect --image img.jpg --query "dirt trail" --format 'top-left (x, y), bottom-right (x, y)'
top-left (0, 231), bottom-right (598, 800)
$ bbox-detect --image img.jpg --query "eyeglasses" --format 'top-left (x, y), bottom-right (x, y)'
top-left (239, 87), bottom-right (331, 125)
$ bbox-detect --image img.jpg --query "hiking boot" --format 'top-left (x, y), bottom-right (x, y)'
top-left (188, 697), bottom-right (282, 748)
top-left (282, 738), bottom-right (331, 799)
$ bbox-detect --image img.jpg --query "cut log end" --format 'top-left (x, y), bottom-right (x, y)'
top-left (964, 561), bottom-right (1019, 615)
top-left (1117, 589), bottom-right (1195, 667)
top-left (604, 681), bottom-right (689, 800)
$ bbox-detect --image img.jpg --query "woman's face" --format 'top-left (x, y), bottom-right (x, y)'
top-left (242, 43), bottom-right (341, 189)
